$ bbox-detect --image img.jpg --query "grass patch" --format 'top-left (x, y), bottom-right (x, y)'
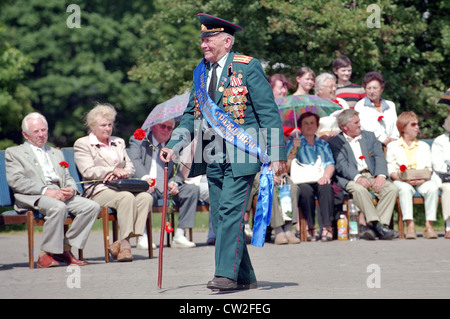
top-left (0, 209), bottom-right (211, 234)
top-left (1, 204), bottom-right (445, 234)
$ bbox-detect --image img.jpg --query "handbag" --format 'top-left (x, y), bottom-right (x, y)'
top-left (399, 169), bottom-right (432, 181)
top-left (105, 179), bottom-right (150, 193)
top-left (290, 155), bottom-right (324, 184)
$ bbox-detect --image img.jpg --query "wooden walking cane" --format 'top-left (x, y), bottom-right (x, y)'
top-left (157, 161), bottom-right (169, 289)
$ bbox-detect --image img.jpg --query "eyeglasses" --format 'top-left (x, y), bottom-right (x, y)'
top-left (158, 124), bottom-right (174, 131)
top-left (409, 122), bottom-right (419, 127)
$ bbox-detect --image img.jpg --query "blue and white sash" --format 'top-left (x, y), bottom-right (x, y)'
top-left (193, 58), bottom-right (273, 247)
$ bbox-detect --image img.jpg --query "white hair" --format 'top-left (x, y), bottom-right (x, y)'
top-left (221, 32), bottom-right (235, 46)
top-left (314, 72), bottom-right (337, 95)
top-left (22, 112), bottom-right (48, 134)
top-left (85, 103), bottom-right (117, 132)
top-left (337, 109), bottom-right (359, 131)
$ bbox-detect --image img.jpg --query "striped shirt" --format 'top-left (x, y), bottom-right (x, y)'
top-left (286, 135), bottom-right (335, 169)
top-left (336, 83), bottom-right (366, 108)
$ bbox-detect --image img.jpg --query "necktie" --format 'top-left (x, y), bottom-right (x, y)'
top-left (208, 62), bottom-right (219, 101)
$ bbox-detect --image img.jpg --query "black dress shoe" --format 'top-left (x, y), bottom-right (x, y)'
top-left (207, 277), bottom-right (238, 290)
top-left (375, 225), bottom-right (397, 240)
top-left (360, 225), bottom-right (376, 240)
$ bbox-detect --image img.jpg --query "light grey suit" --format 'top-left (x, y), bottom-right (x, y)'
top-left (5, 142), bottom-right (100, 254)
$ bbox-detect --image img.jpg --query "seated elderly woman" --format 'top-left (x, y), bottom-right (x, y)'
top-left (286, 112), bottom-right (336, 241)
top-left (355, 71), bottom-right (399, 146)
top-left (74, 104), bottom-right (153, 261)
top-left (386, 111), bottom-right (439, 239)
top-left (314, 72), bottom-right (349, 140)
top-left (431, 112), bottom-right (450, 239)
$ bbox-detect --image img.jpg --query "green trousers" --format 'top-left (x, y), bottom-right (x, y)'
top-left (206, 161), bottom-right (256, 284)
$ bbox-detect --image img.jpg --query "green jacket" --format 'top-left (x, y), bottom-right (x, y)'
top-left (167, 51), bottom-right (286, 178)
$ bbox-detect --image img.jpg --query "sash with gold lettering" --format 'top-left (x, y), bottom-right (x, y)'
top-left (193, 58), bottom-right (273, 247)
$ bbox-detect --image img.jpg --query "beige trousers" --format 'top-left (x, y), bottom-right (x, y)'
top-left (93, 189), bottom-right (153, 240)
top-left (345, 173), bottom-right (398, 225)
top-left (440, 183), bottom-right (450, 222)
top-left (394, 180), bottom-right (439, 221)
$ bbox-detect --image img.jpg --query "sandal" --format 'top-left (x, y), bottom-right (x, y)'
top-left (307, 227), bottom-right (318, 242)
top-left (321, 227), bottom-right (333, 242)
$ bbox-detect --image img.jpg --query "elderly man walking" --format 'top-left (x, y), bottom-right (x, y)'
top-left (160, 13), bottom-right (287, 290)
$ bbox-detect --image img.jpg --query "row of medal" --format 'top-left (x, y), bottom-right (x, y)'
top-left (193, 70), bottom-right (248, 125)
top-left (222, 71), bottom-right (247, 125)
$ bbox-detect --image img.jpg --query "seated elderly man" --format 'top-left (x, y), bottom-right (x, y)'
top-left (328, 109), bottom-right (398, 240)
top-left (129, 119), bottom-right (200, 248)
top-left (5, 112), bottom-right (100, 268)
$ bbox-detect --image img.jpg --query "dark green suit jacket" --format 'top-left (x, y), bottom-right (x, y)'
top-left (167, 51), bottom-right (286, 178)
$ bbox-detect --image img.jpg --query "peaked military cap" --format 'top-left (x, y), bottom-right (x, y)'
top-left (197, 13), bottom-right (243, 38)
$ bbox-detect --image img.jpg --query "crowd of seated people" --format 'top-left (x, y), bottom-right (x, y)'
top-left (4, 59), bottom-right (450, 271)
top-left (262, 58), bottom-right (450, 242)
top-left (5, 105), bottom-right (204, 267)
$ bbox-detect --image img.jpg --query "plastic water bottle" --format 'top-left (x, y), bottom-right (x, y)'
top-left (337, 214), bottom-right (348, 241)
top-left (348, 199), bottom-right (359, 241)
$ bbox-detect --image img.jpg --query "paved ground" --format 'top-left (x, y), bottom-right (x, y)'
top-left (0, 230), bottom-right (449, 300)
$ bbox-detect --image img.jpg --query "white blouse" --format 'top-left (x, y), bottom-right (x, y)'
top-left (354, 97), bottom-right (400, 143)
top-left (386, 138), bottom-right (432, 177)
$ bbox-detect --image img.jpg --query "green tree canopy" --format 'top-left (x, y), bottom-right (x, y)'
top-left (1, 0), bottom-right (157, 147)
top-left (1, 0), bottom-right (448, 149)
top-left (0, 21), bottom-right (33, 149)
top-left (130, 0), bottom-right (450, 138)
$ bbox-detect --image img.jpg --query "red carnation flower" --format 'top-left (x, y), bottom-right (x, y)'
top-left (165, 222), bottom-right (174, 233)
top-left (399, 165), bottom-right (407, 172)
top-left (133, 128), bottom-right (147, 140)
top-left (147, 178), bottom-right (156, 187)
top-left (359, 155), bottom-right (366, 160)
top-left (378, 116), bottom-right (384, 121)
top-left (59, 161), bottom-right (69, 168)
top-left (133, 128), bottom-right (161, 152)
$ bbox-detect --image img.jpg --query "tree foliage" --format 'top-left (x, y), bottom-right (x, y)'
top-left (0, 0), bottom-right (156, 147)
top-left (0, 21), bottom-right (34, 149)
top-left (130, 0), bottom-right (449, 138)
top-left (1, 0), bottom-right (448, 150)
